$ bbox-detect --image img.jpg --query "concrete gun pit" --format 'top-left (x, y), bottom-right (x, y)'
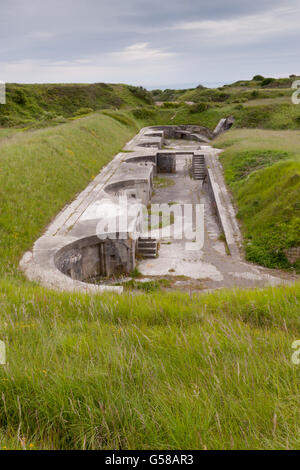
top-left (20, 122), bottom-right (295, 293)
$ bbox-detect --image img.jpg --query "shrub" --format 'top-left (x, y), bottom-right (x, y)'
top-left (253, 75), bottom-right (264, 81)
top-left (11, 88), bottom-right (27, 105)
top-left (161, 102), bottom-right (179, 109)
top-left (0, 115), bottom-right (20, 126)
top-left (131, 108), bottom-right (155, 120)
top-left (189, 102), bottom-right (210, 113)
top-left (261, 78), bottom-right (275, 87)
top-left (195, 89), bottom-right (230, 103)
top-left (40, 111), bottom-right (58, 121)
top-left (250, 90), bottom-right (260, 99)
top-left (128, 86), bottom-right (153, 104)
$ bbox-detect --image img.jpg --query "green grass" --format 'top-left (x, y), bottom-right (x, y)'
top-left (215, 129), bottom-right (300, 270)
top-left (221, 149), bottom-right (291, 184)
top-left (153, 177), bottom-right (176, 188)
top-left (0, 128), bottom-right (18, 139)
top-left (117, 279), bottom-right (171, 292)
top-left (0, 112), bottom-right (137, 276)
top-left (0, 81), bottom-right (300, 449)
top-left (233, 103), bottom-right (300, 130)
top-left (2, 79), bottom-right (299, 135)
top-left (150, 76), bottom-right (300, 132)
top-left (1, 280), bottom-right (300, 449)
top-left (0, 83), bottom-right (153, 128)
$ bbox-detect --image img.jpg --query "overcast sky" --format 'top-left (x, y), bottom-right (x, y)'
top-left (0, 0), bottom-right (299, 89)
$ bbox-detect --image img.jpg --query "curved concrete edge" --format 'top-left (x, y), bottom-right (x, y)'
top-left (19, 123), bottom-right (236, 295)
top-left (126, 120), bottom-right (234, 148)
top-left (20, 250), bottom-right (123, 294)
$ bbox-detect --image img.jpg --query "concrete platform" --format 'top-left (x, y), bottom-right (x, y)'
top-left (20, 124), bottom-right (297, 294)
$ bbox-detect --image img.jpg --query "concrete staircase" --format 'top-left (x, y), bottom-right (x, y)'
top-left (137, 237), bottom-right (158, 258)
top-left (192, 154), bottom-right (206, 180)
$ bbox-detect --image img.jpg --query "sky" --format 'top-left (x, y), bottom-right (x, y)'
top-left (0, 0), bottom-right (299, 89)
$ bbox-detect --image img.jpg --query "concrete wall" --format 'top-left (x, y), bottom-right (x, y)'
top-left (21, 123), bottom-right (237, 293)
top-left (104, 179), bottom-right (152, 205)
top-left (150, 125), bottom-right (213, 141)
top-left (205, 168), bottom-right (240, 257)
top-left (156, 153), bottom-right (176, 173)
top-left (124, 156), bottom-right (157, 175)
top-left (55, 236), bottom-right (135, 281)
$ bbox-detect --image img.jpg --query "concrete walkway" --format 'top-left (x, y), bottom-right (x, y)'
top-left (20, 126), bottom-right (298, 294)
top-left (138, 140), bottom-right (297, 291)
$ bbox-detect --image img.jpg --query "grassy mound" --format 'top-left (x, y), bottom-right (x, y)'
top-left (0, 112), bottom-right (137, 276)
top-left (151, 75), bottom-right (300, 132)
top-left (216, 129), bottom-right (300, 270)
top-left (0, 83), bottom-right (153, 127)
top-left (0, 85), bottom-right (300, 449)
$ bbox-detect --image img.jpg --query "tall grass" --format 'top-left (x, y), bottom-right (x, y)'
top-left (0, 112), bottom-right (136, 276)
top-left (0, 280), bottom-right (300, 449)
top-left (215, 129), bottom-right (300, 270)
top-left (0, 103), bottom-right (299, 449)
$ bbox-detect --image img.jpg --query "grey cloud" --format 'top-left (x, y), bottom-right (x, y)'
top-left (0, 0), bottom-right (299, 87)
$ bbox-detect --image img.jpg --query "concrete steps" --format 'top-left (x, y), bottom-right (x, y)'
top-left (192, 154), bottom-right (206, 180)
top-left (137, 237), bottom-right (158, 258)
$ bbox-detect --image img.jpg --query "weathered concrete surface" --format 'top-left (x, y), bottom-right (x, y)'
top-left (20, 123), bottom-right (296, 294)
top-left (138, 140), bottom-right (296, 291)
top-left (212, 116), bottom-right (235, 138)
top-left (204, 146), bottom-right (242, 257)
top-left (20, 127), bottom-right (167, 293)
top-left (133, 119), bottom-right (235, 144)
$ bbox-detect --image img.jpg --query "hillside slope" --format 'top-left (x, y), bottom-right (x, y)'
top-left (215, 129), bottom-right (300, 271)
top-left (0, 112), bottom-right (138, 276)
top-left (0, 83), bottom-right (153, 127)
top-left (0, 85), bottom-right (300, 450)
top-left (151, 76), bottom-right (300, 131)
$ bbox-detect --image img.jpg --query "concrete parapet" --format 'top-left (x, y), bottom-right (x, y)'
top-left (204, 149), bottom-right (242, 258)
top-left (20, 123), bottom-right (238, 294)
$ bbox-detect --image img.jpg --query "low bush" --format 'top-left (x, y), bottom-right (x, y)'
top-left (131, 108), bottom-right (156, 120)
top-left (253, 75), bottom-right (264, 81)
top-left (261, 78), bottom-right (276, 87)
top-left (189, 102), bottom-right (210, 113)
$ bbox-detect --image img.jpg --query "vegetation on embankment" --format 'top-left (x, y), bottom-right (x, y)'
top-left (152, 75), bottom-right (298, 103)
top-left (149, 96), bottom-right (300, 131)
top-left (0, 79), bottom-right (300, 450)
top-left (0, 112), bottom-right (138, 276)
top-left (141, 75), bottom-right (300, 271)
top-left (151, 75), bottom-right (300, 131)
top-left (1, 280), bottom-right (300, 449)
top-left (132, 97), bottom-right (299, 132)
top-left (2, 76), bottom-right (300, 133)
top-left (0, 83), bottom-right (153, 127)
top-left (215, 129), bottom-right (300, 271)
